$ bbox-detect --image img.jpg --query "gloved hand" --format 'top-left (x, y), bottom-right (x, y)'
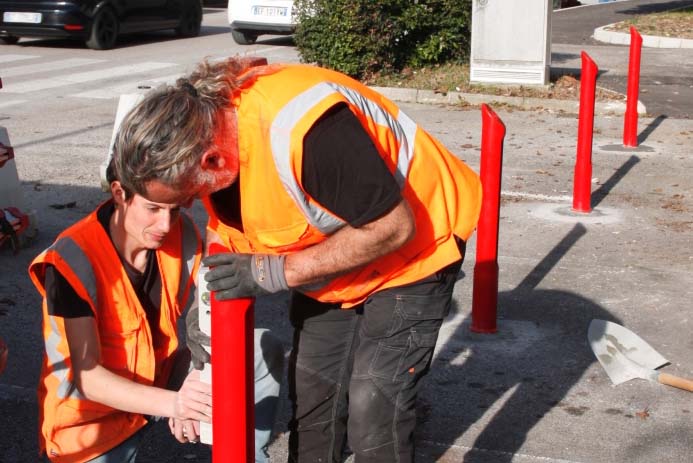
top-left (185, 299), bottom-right (210, 370)
top-left (203, 253), bottom-right (288, 301)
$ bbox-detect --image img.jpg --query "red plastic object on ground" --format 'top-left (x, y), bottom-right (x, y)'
top-left (0, 142), bottom-right (13, 168)
top-left (471, 104), bottom-right (506, 334)
top-left (0, 207), bottom-right (30, 253)
top-left (623, 26), bottom-right (643, 148)
top-left (573, 51), bottom-right (598, 213)
top-left (208, 243), bottom-right (255, 462)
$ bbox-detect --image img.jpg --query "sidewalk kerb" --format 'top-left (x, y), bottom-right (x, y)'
top-left (594, 24), bottom-right (693, 49)
top-left (370, 86), bottom-right (646, 116)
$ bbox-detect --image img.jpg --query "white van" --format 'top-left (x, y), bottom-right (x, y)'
top-left (227, 0), bottom-right (295, 44)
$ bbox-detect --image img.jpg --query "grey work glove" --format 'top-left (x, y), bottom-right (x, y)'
top-left (203, 253), bottom-right (288, 301)
top-left (185, 300), bottom-right (210, 370)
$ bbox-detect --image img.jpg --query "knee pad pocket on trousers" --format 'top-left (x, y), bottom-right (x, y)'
top-left (347, 384), bottom-right (396, 451)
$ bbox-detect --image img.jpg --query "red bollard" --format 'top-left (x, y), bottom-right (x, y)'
top-left (209, 243), bottom-right (255, 462)
top-left (573, 51), bottom-right (598, 213)
top-left (471, 104), bottom-right (506, 334)
top-left (623, 26), bottom-right (643, 147)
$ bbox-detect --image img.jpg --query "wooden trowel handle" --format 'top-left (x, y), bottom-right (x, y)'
top-left (658, 373), bottom-right (693, 392)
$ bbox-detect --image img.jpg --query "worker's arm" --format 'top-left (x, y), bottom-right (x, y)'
top-left (203, 199), bottom-right (414, 299)
top-left (284, 199), bottom-right (414, 287)
top-left (204, 199), bottom-right (413, 288)
top-left (65, 316), bottom-right (211, 423)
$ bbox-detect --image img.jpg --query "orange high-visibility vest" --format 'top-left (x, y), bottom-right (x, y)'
top-left (204, 64), bottom-right (481, 307)
top-left (29, 202), bottom-right (201, 463)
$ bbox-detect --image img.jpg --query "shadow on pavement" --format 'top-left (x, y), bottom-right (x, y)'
top-left (551, 52), bottom-right (580, 65)
top-left (638, 114), bottom-right (668, 145)
top-left (421, 224), bottom-right (622, 461)
top-left (619, 0), bottom-right (693, 16)
top-left (592, 154), bottom-right (640, 208)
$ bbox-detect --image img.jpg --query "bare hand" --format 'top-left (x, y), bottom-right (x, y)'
top-left (173, 369), bottom-right (212, 423)
top-left (169, 417), bottom-right (201, 444)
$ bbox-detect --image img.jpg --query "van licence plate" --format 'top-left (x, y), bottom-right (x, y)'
top-left (3, 12), bottom-right (42, 24)
top-left (252, 6), bottom-right (288, 17)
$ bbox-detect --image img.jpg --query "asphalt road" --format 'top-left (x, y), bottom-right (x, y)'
top-left (552, 0), bottom-right (693, 118)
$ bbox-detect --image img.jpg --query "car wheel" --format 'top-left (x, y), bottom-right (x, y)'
top-left (86, 7), bottom-right (119, 50)
top-left (0, 35), bottom-right (20, 45)
top-left (231, 29), bottom-right (257, 45)
top-left (176, 1), bottom-right (202, 37)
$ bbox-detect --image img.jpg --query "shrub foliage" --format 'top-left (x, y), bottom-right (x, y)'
top-left (293, 0), bottom-right (472, 79)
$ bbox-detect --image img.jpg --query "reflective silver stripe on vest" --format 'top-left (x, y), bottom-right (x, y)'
top-left (178, 214), bottom-right (198, 307)
top-left (51, 237), bottom-right (98, 309)
top-left (325, 82), bottom-right (417, 187)
top-left (45, 315), bottom-right (84, 400)
top-left (270, 82), bottom-right (418, 234)
top-left (46, 237), bottom-right (95, 400)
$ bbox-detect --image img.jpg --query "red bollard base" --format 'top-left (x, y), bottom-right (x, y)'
top-left (470, 323), bottom-right (498, 335)
top-left (471, 261), bottom-right (499, 334)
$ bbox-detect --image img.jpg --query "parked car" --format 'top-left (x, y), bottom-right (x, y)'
top-left (0, 0), bottom-right (203, 50)
top-left (227, 0), bottom-right (295, 45)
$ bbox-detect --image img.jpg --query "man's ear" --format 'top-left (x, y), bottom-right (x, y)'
top-left (110, 181), bottom-right (126, 205)
top-left (198, 110), bottom-right (239, 177)
top-left (200, 150), bottom-right (220, 170)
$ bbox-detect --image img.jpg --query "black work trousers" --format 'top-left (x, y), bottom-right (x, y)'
top-left (288, 260), bottom-right (461, 463)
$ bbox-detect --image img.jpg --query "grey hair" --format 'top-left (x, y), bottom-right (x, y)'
top-left (113, 56), bottom-right (269, 197)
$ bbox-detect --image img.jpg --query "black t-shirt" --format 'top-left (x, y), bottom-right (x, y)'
top-left (44, 202), bottom-right (163, 347)
top-left (209, 103), bottom-right (402, 228)
top-left (302, 103), bottom-right (402, 226)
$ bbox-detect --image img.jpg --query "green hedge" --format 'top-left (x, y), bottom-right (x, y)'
top-left (294, 0), bottom-right (472, 79)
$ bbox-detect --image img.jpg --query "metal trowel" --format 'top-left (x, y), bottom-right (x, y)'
top-left (588, 319), bottom-right (693, 392)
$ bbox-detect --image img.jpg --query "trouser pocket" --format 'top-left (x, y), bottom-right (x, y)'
top-left (363, 290), bottom-right (451, 385)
